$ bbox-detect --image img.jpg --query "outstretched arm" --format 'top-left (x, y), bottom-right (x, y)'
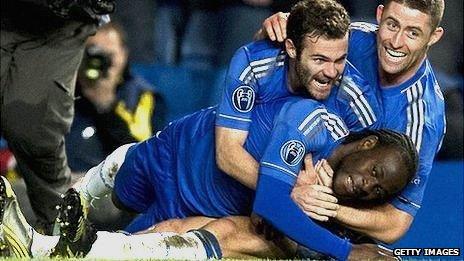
top-left (335, 203), bottom-right (413, 244)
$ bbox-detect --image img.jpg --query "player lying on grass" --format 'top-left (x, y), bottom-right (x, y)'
top-left (1, 128), bottom-right (416, 259)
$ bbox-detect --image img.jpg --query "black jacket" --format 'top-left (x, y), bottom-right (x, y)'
top-left (1, 0), bottom-right (101, 35)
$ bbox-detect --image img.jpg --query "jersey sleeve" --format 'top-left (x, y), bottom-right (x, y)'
top-left (335, 61), bottom-right (383, 132)
top-left (390, 109), bottom-right (446, 216)
top-left (253, 100), bottom-right (351, 260)
top-left (258, 101), bottom-right (331, 185)
top-left (216, 46), bottom-right (258, 131)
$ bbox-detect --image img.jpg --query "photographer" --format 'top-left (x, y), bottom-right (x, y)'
top-left (0, 0), bottom-right (114, 233)
top-left (65, 22), bottom-right (163, 230)
top-left (66, 21), bottom-right (163, 176)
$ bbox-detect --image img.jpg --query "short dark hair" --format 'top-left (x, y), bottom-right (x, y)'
top-left (343, 129), bottom-right (419, 187)
top-left (287, 0), bottom-right (350, 51)
top-left (384, 0), bottom-right (444, 29)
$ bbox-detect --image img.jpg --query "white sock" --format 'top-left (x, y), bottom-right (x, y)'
top-left (86, 231), bottom-right (208, 259)
top-left (75, 143), bottom-right (135, 202)
top-left (30, 230), bottom-right (60, 257)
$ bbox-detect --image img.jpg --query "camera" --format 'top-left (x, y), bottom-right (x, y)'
top-left (84, 0), bottom-right (115, 15)
top-left (48, 0), bottom-right (115, 19)
top-left (80, 44), bottom-right (112, 81)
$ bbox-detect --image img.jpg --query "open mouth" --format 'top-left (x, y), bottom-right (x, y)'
top-left (313, 78), bottom-right (331, 89)
top-left (385, 47), bottom-right (406, 62)
top-left (345, 175), bottom-right (355, 194)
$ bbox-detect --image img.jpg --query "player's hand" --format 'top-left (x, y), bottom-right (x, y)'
top-left (291, 184), bottom-right (338, 221)
top-left (295, 154), bottom-right (318, 186)
top-left (349, 244), bottom-right (400, 260)
top-left (292, 154), bottom-right (338, 221)
top-left (254, 12), bottom-right (289, 42)
top-left (315, 159), bottom-right (334, 188)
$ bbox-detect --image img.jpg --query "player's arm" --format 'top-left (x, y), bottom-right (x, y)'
top-left (215, 46), bottom-right (260, 188)
top-left (215, 127), bottom-right (259, 189)
top-left (254, 173), bottom-right (352, 260)
top-left (254, 12), bottom-right (289, 42)
top-left (335, 203), bottom-right (412, 244)
top-left (252, 100), bottom-right (354, 259)
top-left (253, 116), bottom-right (351, 259)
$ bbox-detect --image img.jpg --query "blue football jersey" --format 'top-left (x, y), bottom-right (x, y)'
top-left (216, 40), bottom-right (291, 131)
top-left (259, 98), bottom-right (349, 185)
top-left (254, 98), bottom-right (352, 260)
top-left (324, 60), bottom-right (382, 132)
top-left (381, 60), bottom-right (446, 215)
top-left (216, 39), bottom-right (382, 133)
top-left (347, 23), bottom-right (446, 216)
top-left (114, 96), bottom-right (350, 233)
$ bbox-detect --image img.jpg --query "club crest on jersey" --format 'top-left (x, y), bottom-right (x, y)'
top-left (280, 140), bottom-right (305, 166)
top-left (232, 86), bottom-right (255, 112)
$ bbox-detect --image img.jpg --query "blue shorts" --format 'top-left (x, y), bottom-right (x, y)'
top-left (113, 127), bottom-right (192, 232)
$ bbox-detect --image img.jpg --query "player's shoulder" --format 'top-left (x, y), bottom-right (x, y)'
top-left (422, 62), bottom-right (445, 122)
top-left (400, 61), bottom-right (445, 127)
top-left (350, 22), bottom-right (378, 34)
top-left (280, 98), bottom-right (324, 118)
top-left (278, 98), bottom-right (349, 141)
top-left (241, 40), bottom-right (286, 62)
top-left (349, 22), bottom-right (378, 45)
top-left (409, 60), bottom-right (445, 105)
top-left (339, 61), bottom-right (373, 94)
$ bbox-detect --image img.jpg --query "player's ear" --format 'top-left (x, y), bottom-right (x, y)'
top-left (357, 135), bottom-right (379, 150)
top-left (376, 5), bottom-right (385, 25)
top-left (285, 38), bottom-right (297, 58)
top-left (428, 26), bottom-right (444, 47)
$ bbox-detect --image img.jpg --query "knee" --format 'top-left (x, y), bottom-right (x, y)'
top-left (105, 143), bottom-right (136, 168)
top-left (214, 217), bottom-right (240, 235)
top-left (150, 218), bottom-right (185, 233)
top-left (103, 143), bottom-right (136, 179)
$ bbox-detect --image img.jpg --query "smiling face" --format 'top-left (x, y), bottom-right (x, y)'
top-left (286, 34), bottom-right (348, 100)
top-left (332, 145), bottom-right (409, 202)
top-left (376, 2), bottom-right (443, 85)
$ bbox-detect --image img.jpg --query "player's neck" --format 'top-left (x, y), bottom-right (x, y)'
top-left (379, 56), bottom-right (426, 88)
top-left (287, 58), bottom-right (299, 93)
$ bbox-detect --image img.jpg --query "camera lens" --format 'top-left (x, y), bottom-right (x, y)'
top-left (81, 44), bottom-right (112, 81)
